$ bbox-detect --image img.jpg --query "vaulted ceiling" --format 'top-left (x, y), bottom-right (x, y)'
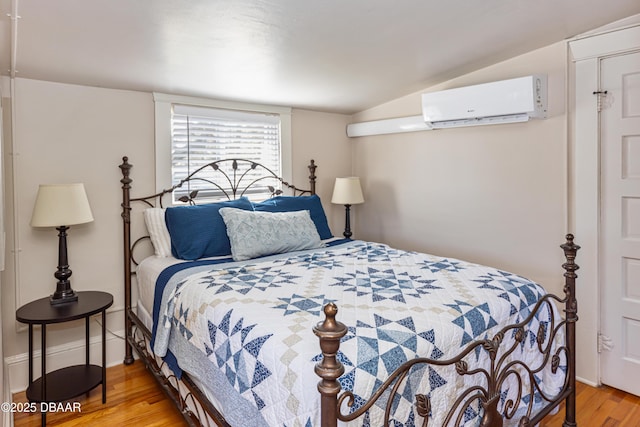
top-left (1, 0), bottom-right (639, 113)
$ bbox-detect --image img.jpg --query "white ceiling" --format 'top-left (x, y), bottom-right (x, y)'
top-left (1, 0), bottom-right (640, 114)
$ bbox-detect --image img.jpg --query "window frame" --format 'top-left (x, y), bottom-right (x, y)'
top-left (153, 92), bottom-right (292, 204)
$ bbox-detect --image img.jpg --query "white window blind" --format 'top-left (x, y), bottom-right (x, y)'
top-left (171, 104), bottom-right (282, 202)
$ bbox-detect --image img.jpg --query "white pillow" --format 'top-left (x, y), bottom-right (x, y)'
top-left (219, 207), bottom-right (324, 261)
top-left (143, 208), bottom-right (172, 258)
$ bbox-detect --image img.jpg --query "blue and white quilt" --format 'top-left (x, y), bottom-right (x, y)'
top-left (151, 240), bottom-right (565, 427)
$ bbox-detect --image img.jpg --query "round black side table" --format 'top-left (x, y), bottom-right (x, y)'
top-left (16, 291), bottom-right (113, 426)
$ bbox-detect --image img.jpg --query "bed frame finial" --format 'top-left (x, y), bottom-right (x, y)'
top-left (313, 303), bottom-right (348, 427)
top-left (561, 234), bottom-right (580, 279)
top-left (120, 156), bottom-right (132, 181)
top-left (308, 160), bottom-right (317, 195)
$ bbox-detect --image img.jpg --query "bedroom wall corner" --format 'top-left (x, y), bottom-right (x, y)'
top-left (291, 109), bottom-right (353, 238)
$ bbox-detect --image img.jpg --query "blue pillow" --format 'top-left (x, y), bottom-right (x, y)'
top-left (252, 195), bottom-right (333, 240)
top-left (165, 197), bottom-right (253, 260)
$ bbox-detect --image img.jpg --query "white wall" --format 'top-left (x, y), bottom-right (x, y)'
top-left (1, 78), bottom-right (351, 393)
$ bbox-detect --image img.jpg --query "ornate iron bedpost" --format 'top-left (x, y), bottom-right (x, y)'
top-left (560, 234), bottom-right (579, 427)
top-left (308, 160), bottom-right (317, 195)
top-left (313, 303), bottom-right (348, 427)
top-left (119, 156), bottom-right (135, 365)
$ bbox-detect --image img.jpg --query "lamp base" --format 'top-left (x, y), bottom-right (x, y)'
top-left (50, 289), bottom-right (78, 305)
top-left (50, 225), bottom-right (78, 305)
top-left (343, 204), bottom-right (353, 239)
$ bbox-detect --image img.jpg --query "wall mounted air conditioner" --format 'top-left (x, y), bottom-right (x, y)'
top-left (422, 75), bottom-right (547, 129)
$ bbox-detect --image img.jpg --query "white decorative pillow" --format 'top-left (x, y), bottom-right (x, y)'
top-left (143, 208), bottom-right (172, 258)
top-left (219, 207), bottom-right (325, 261)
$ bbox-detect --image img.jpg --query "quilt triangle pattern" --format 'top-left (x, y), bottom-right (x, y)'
top-left (316, 313), bottom-right (447, 421)
top-left (352, 243), bottom-right (413, 263)
top-left (419, 258), bottom-right (466, 273)
top-left (283, 251), bottom-right (346, 270)
top-left (272, 294), bottom-right (332, 316)
top-left (206, 309), bottom-right (273, 409)
top-left (474, 270), bottom-right (545, 319)
top-left (450, 302), bottom-right (499, 345)
top-left (329, 267), bottom-right (441, 303)
top-left (201, 265), bottom-right (303, 295)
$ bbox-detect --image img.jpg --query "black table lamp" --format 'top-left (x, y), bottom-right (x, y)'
top-left (331, 177), bottom-right (364, 239)
top-left (30, 183), bottom-right (94, 305)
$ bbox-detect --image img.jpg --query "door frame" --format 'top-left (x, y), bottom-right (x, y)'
top-left (569, 23), bottom-right (640, 387)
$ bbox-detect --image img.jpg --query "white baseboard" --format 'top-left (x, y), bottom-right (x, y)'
top-left (6, 329), bottom-right (126, 395)
top-left (576, 375), bottom-right (600, 388)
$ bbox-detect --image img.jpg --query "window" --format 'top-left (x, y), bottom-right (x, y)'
top-left (154, 93), bottom-right (292, 204)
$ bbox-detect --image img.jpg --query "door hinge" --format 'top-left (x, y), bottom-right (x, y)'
top-left (593, 90), bottom-right (609, 112)
top-left (598, 332), bottom-right (614, 353)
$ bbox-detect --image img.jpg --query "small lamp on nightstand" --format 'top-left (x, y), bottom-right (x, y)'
top-left (331, 177), bottom-right (364, 239)
top-left (31, 183), bottom-right (94, 305)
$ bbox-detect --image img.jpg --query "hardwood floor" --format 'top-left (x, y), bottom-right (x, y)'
top-left (12, 363), bottom-right (640, 426)
top-left (540, 381), bottom-right (640, 427)
top-left (13, 362), bottom-right (186, 427)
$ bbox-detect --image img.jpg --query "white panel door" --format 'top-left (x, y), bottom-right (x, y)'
top-left (600, 51), bottom-right (640, 396)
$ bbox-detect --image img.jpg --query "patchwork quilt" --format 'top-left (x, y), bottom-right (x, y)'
top-left (151, 241), bottom-right (565, 427)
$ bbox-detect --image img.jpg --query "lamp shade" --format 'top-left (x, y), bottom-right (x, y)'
top-left (331, 177), bottom-right (364, 205)
top-left (31, 183), bottom-right (94, 227)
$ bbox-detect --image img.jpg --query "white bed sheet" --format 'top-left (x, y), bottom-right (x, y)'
top-left (136, 255), bottom-right (183, 318)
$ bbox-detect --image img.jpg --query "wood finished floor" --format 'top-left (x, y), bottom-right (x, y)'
top-left (12, 363), bottom-right (640, 426)
top-left (13, 362), bottom-right (186, 427)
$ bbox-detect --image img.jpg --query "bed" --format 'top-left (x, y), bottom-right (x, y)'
top-left (119, 156), bottom-right (579, 427)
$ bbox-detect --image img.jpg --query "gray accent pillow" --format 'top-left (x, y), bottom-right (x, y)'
top-left (219, 207), bottom-right (325, 261)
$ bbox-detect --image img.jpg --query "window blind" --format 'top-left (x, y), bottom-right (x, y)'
top-left (171, 104), bottom-right (282, 202)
